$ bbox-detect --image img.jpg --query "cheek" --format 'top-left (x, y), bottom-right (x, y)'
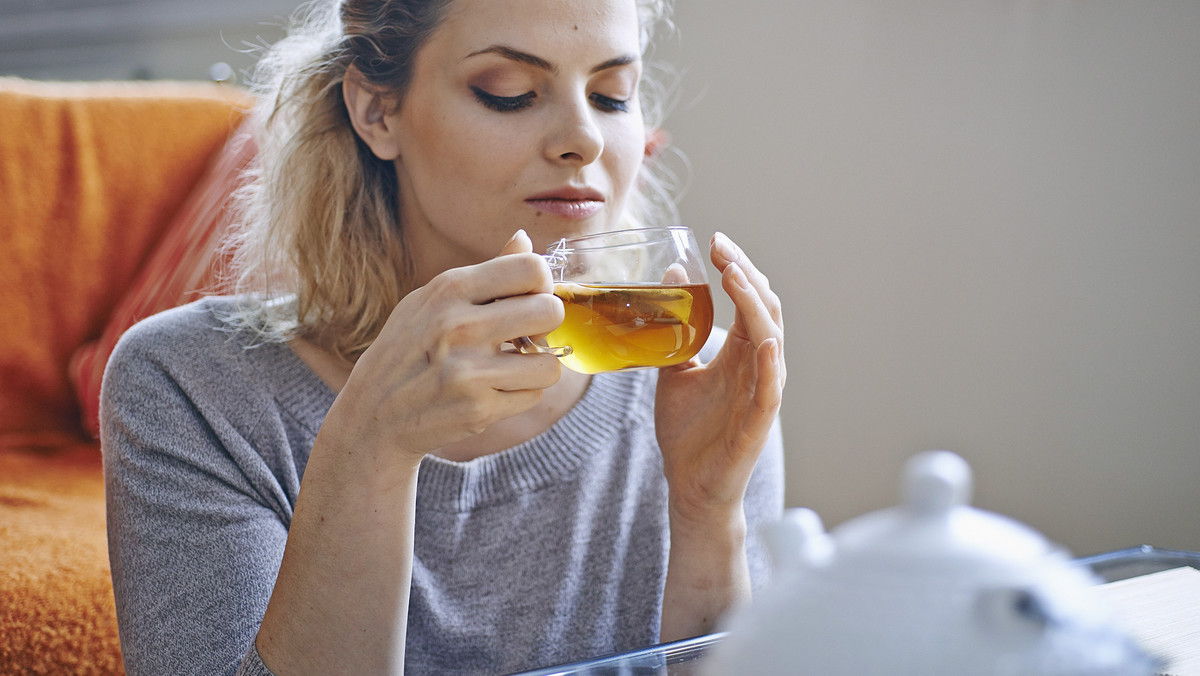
top-left (404, 109), bottom-right (521, 201)
top-left (606, 124), bottom-right (648, 195)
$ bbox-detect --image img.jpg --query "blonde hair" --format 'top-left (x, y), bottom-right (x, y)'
top-left (227, 0), bottom-right (680, 359)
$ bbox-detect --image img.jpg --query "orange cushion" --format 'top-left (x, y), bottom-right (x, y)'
top-left (69, 123), bottom-right (257, 438)
top-left (0, 442), bottom-right (121, 675)
top-left (0, 79), bottom-right (251, 442)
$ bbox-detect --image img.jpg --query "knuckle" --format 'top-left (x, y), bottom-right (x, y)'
top-left (767, 294), bottom-right (783, 319)
top-left (435, 267), bottom-right (471, 299)
top-left (532, 256), bottom-right (554, 289)
top-left (461, 399), bottom-right (495, 435)
top-left (440, 355), bottom-right (479, 387)
top-left (446, 320), bottom-right (481, 346)
top-left (538, 292), bottom-right (565, 322)
top-left (759, 286), bottom-right (783, 318)
top-left (434, 314), bottom-right (482, 347)
top-left (532, 353), bottom-right (562, 382)
top-left (437, 369), bottom-right (494, 434)
top-left (511, 253), bottom-right (553, 290)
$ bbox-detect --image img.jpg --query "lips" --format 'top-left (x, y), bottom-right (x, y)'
top-left (526, 187), bottom-right (605, 220)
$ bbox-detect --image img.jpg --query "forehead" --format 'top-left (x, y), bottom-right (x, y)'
top-left (433, 0), bottom-right (642, 60)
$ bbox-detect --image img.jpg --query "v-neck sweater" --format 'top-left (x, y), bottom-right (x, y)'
top-left (101, 297), bottom-right (784, 676)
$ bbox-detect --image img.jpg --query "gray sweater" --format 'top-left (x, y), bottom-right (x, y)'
top-left (101, 297), bottom-right (784, 676)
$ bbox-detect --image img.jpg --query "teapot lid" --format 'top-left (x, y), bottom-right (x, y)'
top-left (830, 451), bottom-right (1056, 579)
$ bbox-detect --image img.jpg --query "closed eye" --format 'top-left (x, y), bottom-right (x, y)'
top-left (472, 86), bottom-right (536, 112)
top-left (590, 93), bottom-right (630, 113)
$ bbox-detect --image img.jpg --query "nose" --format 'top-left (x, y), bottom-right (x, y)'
top-left (545, 94), bottom-right (604, 166)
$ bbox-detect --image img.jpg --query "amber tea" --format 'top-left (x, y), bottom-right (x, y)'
top-left (516, 227), bottom-right (713, 372)
top-left (547, 282), bottom-right (714, 374)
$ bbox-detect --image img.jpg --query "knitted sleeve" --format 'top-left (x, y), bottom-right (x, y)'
top-left (743, 418), bottom-right (787, 591)
top-left (100, 304), bottom-right (293, 676)
top-left (696, 326), bottom-right (788, 590)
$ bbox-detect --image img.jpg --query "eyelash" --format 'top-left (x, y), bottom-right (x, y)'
top-left (471, 87), bottom-right (536, 112)
top-left (471, 87), bottom-right (630, 114)
top-left (591, 93), bottom-right (630, 113)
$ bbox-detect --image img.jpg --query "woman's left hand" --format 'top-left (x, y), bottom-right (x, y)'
top-left (656, 231), bottom-right (785, 525)
top-left (655, 231), bottom-right (784, 639)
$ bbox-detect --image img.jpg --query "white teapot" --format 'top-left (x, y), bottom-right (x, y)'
top-left (705, 450), bottom-right (1157, 675)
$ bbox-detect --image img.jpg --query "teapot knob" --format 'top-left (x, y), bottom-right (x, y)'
top-left (763, 507), bottom-right (834, 572)
top-left (903, 450), bottom-right (972, 514)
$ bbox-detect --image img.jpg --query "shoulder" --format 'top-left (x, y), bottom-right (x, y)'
top-left (108, 296), bottom-right (282, 373)
top-left (103, 297), bottom-right (283, 414)
top-left (114, 297), bottom-right (236, 348)
top-left (110, 296), bottom-right (239, 358)
top-left (100, 296), bottom-right (316, 473)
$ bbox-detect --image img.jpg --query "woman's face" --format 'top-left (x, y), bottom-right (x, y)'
top-left (381, 0), bottom-right (647, 282)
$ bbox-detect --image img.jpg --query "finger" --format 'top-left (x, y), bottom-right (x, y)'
top-left (460, 352), bottom-right (560, 428)
top-left (492, 388), bottom-right (547, 420)
top-left (499, 229), bottom-right (534, 256)
top-left (488, 350), bottom-right (563, 392)
top-left (722, 261), bottom-right (783, 348)
top-left (736, 338), bottom-right (785, 450)
top-left (755, 337), bottom-right (785, 413)
top-left (438, 252), bottom-right (554, 306)
top-left (425, 351), bottom-right (558, 432)
top-left (710, 232), bottom-right (761, 282)
top-left (430, 291), bottom-right (563, 353)
top-left (660, 262), bottom-right (689, 285)
top-left (449, 386), bottom-right (546, 436)
top-left (710, 232), bottom-right (783, 329)
top-left (485, 291), bottom-right (565, 345)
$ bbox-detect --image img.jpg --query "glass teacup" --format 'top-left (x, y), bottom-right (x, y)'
top-left (519, 226), bottom-right (714, 374)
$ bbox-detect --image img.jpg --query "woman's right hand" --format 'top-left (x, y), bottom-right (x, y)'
top-left (325, 229), bottom-right (565, 466)
top-left (257, 230), bottom-right (563, 674)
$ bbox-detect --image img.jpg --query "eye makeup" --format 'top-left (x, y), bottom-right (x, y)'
top-left (471, 86), bottom-right (537, 112)
top-left (464, 47), bottom-right (639, 115)
top-left (589, 93), bottom-right (630, 113)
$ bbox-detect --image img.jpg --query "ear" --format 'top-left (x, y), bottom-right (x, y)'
top-left (343, 66), bottom-right (404, 161)
top-left (644, 128), bottom-right (670, 160)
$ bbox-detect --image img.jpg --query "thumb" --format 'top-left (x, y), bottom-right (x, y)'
top-left (499, 229), bottom-right (533, 256)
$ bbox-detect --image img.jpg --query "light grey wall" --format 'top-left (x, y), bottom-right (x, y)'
top-left (0, 0), bottom-right (297, 81)
top-left (657, 0), bottom-right (1200, 556)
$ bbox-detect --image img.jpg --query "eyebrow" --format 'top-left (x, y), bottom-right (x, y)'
top-left (465, 45), bottom-right (638, 75)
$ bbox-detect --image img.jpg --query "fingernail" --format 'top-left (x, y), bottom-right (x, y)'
top-left (714, 232), bottom-right (737, 262)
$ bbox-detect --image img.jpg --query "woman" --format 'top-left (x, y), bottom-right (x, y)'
top-left (102, 0), bottom-right (786, 673)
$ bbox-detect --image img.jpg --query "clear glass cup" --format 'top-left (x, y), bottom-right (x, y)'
top-left (518, 226), bottom-right (714, 374)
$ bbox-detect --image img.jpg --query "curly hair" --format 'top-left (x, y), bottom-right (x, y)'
top-left (226, 0), bottom-right (680, 359)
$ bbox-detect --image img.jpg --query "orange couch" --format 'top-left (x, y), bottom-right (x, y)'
top-left (0, 78), bottom-right (252, 674)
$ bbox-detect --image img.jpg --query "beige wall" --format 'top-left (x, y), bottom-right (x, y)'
top-left (658, 1), bottom-right (1200, 556)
